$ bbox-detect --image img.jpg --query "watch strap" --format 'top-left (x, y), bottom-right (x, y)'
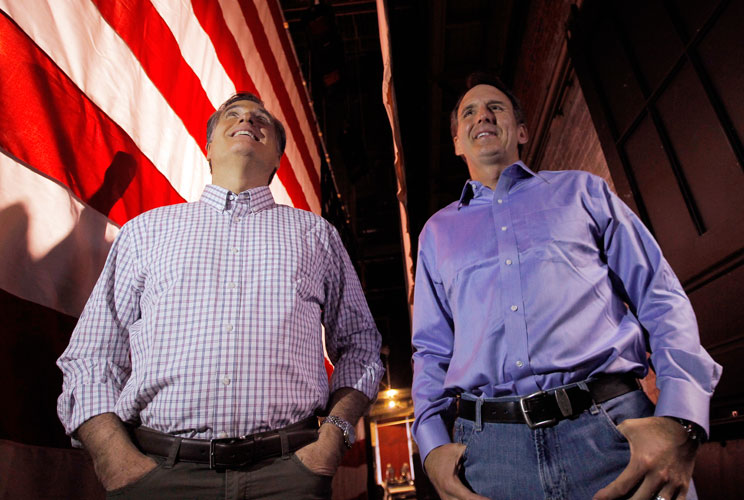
top-left (323, 415), bottom-right (355, 448)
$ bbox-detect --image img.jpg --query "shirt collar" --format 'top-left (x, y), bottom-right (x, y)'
top-left (199, 184), bottom-right (276, 213)
top-left (458, 161), bottom-right (549, 208)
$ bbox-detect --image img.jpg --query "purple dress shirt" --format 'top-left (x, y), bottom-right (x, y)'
top-left (58, 185), bottom-right (383, 444)
top-left (411, 162), bottom-right (721, 462)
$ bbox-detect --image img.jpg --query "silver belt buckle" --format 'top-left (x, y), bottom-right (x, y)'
top-left (519, 390), bottom-right (558, 429)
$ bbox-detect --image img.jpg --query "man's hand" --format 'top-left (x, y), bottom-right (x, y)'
top-left (593, 416), bottom-right (699, 500)
top-left (424, 443), bottom-right (490, 500)
top-left (77, 413), bottom-right (158, 491)
top-left (294, 387), bottom-right (370, 476)
top-left (94, 449), bottom-right (158, 491)
top-left (294, 423), bottom-right (345, 476)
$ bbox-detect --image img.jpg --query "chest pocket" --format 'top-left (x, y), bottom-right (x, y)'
top-left (513, 206), bottom-right (599, 266)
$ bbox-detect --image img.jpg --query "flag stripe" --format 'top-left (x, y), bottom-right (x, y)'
top-left (237, 0), bottom-right (321, 196)
top-left (258, 0), bottom-right (323, 176)
top-left (91, 0), bottom-right (213, 156)
top-left (0, 11), bottom-right (184, 226)
top-left (150, 0), bottom-right (236, 110)
top-left (190, 0), bottom-right (260, 95)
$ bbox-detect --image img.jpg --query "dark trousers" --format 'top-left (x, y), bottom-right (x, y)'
top-left (105, 452), bottom-right (332, 500)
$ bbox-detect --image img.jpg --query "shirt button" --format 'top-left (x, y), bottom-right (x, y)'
top-left (217, 431), bottom-right (228, 439)
top-left (231, 247), bottom-right (239, 254)
top-left (221, 376), bottom-right (231, 386)
top-left (227, 282), bottom-right (237, 289)
top-left (497, 199), bottom-right (503, 204)
top-left (516, 360), bottom-right (524, 367)
top-left (505, 259), bottom-right (512, 265)
top-left (501, 226), bottom-right (507, 231)
top-left (225, 323), bottom-right (234, 332)
top-left (510, 305), bottom-right (518, 312)
top-left (233, 216), bottom-right (241, 223)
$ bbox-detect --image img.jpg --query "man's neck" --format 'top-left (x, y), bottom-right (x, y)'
top-left (211, 161), bottom-right (273, 194)
top-left (468, 163), bottom-right (508, 190)
top-left (467, 153), bottom-right (522, 189)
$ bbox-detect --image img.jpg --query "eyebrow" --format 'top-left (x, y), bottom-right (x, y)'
top-left (460, 99), bottom-right (508, 116)
top-left (224, 104), bottom-right (271, 121)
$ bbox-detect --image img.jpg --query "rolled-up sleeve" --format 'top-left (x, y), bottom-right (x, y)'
top-left (321, 225), bottom-right (384, 402)
top-left (56, 222), bottom-right (141, 444)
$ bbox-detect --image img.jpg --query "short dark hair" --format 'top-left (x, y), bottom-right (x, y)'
top-left (206, 92), bottom-right (287, 156)
top-left (450, 72), bottom-right (525, 141)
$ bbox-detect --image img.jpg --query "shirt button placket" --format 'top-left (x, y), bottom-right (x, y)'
top-left (494, 182), bottom-right (532, 392)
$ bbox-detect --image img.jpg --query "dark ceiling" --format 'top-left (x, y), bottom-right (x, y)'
top-left (279, 0), bottom-right (529, 389)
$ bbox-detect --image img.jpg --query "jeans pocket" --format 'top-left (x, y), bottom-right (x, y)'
top-left (454, 418), bottom-right (477, 463)
top-left (597, 404), bottom-right (629, 443)
top-left (598, 389), bottom-right (654, 444)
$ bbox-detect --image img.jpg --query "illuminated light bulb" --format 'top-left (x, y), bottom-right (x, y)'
top-left (385, 389), bottom-right (398, 399)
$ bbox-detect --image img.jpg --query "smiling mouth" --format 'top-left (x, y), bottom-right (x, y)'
top-left (232, 130), bottom-right (260, 141)
top-left (475, 131), bottom-right (497, 140)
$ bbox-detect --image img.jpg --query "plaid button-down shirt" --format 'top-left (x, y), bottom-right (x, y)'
top-left (58, 184), bottom-right (383, 443)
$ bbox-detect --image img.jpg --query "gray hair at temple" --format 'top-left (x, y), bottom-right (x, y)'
top-left (449, 72), bottom-right (525, 141)
top-left (206, 92), bottom-right (287, 156)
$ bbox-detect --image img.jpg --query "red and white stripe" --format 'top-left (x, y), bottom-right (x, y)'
top-left (0, 0), bottom-right (322, 317)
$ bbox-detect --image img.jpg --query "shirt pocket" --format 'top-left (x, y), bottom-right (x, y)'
top-left (514, 205), bottom-right (599, 267)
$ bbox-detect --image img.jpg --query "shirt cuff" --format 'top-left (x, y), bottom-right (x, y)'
top-left (654, 376), bottom-right (714, 438)
top-left (413, 415), bottom-right (453, 464)
top-left (330, 358), bottom-right (385, 402)
top-left (59, 382), bottom-right (120, 438)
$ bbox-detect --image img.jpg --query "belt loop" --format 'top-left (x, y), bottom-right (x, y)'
top-left (474, 398), bottom-right (484, 432)
top-left (279, 430), bottom-right (290, 460)
top-left (163, 436), bottom-right (182, 469)
top-left (579, 380), bottom-right (599, 415)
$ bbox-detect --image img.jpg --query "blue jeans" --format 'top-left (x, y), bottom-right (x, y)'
top-left (454, 390), bottom-right (697, 500)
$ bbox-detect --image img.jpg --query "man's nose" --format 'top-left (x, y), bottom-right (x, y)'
top-left (477, 107), bottom-right (495, 123)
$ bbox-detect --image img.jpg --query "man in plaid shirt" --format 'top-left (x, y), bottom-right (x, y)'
top-left (57, 92), bottom-right (384, 499)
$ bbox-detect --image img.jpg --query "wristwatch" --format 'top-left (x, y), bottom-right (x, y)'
top-left (674, 418), bottom-right (706, 442)
top-left (323, 415), bottom-right (356, 448)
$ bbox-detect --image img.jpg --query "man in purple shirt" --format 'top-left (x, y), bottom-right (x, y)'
top-left (58, 93), bottom-right (383, 499)
top-left (411, 73), bottom-right (721, 500)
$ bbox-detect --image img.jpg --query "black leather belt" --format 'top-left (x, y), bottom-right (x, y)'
top-left (131, 416), bottom-right (319, 469)
top-left (458, 374), bottom-right (640, 429)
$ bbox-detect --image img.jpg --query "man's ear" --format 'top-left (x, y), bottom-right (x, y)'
top-left (453, 135), bottom-right (463, 156)
top-left (517, 123), bottom-right (529, 145)
top-left (206, 142), bottom-right (212, 162)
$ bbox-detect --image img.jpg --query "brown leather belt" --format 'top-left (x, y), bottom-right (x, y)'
top-left (131, 416), bottom-right (319, 469)
top-left (458, 374), bottom-right (640, 429)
